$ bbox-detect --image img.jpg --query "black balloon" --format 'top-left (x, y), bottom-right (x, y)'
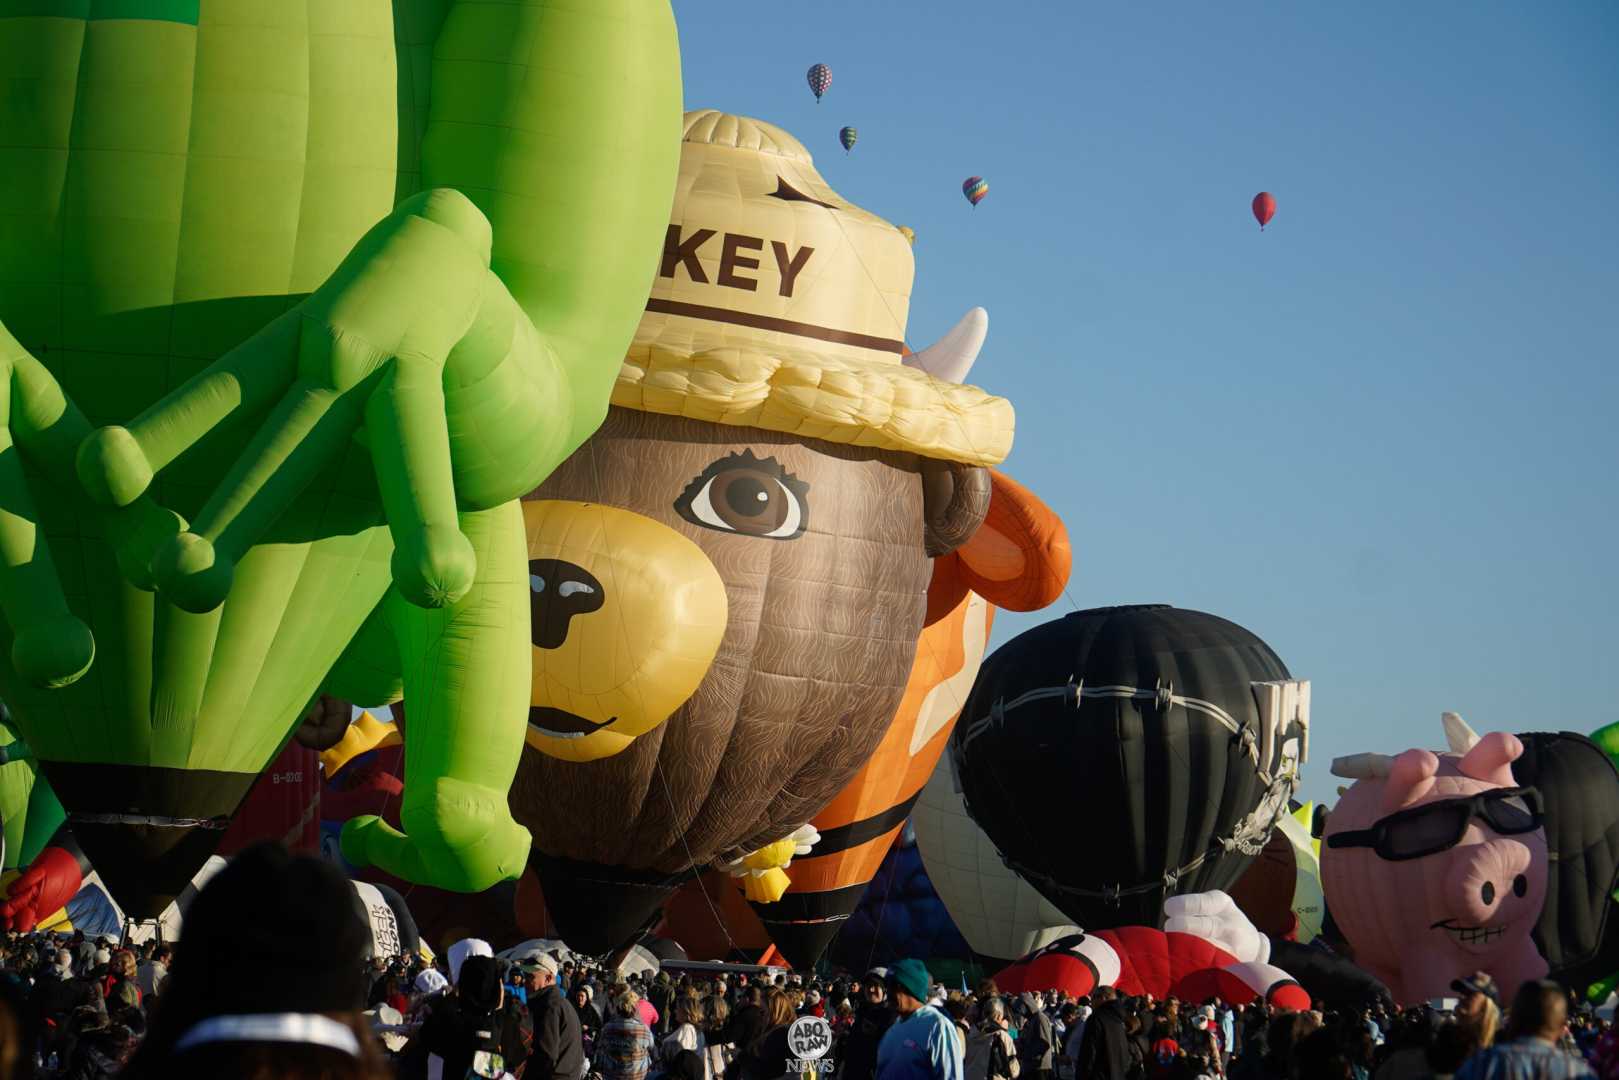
top-left (1510, 730), bottom-right (1619, 993)
top-left (1267, 938), bottom-right (1393, 1012)
top-left (951, 605), bottom-right (1307, 931)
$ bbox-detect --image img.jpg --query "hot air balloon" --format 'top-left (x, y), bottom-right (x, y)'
top-left (1225, 802), bottom-right (1324, 943)
top-left (952, 605), bottom-right (1310, 932)
top-left (511, 112), bottom-right (1015, 955)
top-left (839, 126), bottom-right (858, 154)
top-left (912, 754), bottom-right (1079, 965)
top-left (807, 63), bottom-right (832, 103)
top-left (752, 462), bottom-right (1071, 967)
top-left (1253, 191), bottom-right (1276, 230)
top-left (0, 709), bottom-right (63, 874)
top-left (826, 823), bottom-right (972, 970)
top-left (992, 893), bottom-right (1314, 1011)
top-left (0, 2), bottom-right (683, 918)
top-left (963, 177), bottom-right (989, 208)
top-left (1509, 726), bottom-right (1619, 995)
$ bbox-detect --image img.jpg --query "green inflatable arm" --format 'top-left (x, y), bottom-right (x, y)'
top-left (0, 0), bottom-right (681, 897)
top-left (76, 1), bottom-right (681, 618)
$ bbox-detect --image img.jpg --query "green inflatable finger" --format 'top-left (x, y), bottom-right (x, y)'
top-left (0, 0), bottom-right (682, 911)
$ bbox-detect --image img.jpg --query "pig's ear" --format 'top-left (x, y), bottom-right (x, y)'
top-left (920, 461), bottom-right (992, 557)
top-left (1457, 730), bottom-right (1523, 788)
top-left (1382, 748), bottom-right (1442, 812)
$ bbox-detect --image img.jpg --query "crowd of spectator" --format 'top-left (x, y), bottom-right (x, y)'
top-left (1, 846), bottom-right (1615, 1080)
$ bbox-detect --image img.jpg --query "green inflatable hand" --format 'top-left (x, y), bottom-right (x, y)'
top-left (0, 0), bottom-right (681, 907)
top-left (78, 187), bottom-right (562, 614)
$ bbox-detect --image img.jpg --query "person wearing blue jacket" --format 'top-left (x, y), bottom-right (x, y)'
top-left (877, 960), bottom-right (964, 1080)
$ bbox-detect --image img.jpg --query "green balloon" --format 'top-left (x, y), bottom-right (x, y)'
top-left (0, 0), bottom-right (681, 914)
top-left (0, 711), bottom-right (66, 872)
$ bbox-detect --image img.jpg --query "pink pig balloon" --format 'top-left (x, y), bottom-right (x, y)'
top-left (1322, 715), bottom-right (1549, 1004)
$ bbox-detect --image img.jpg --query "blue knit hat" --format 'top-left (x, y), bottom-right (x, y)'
top-left (888, 958), bottom-right (931, 1004)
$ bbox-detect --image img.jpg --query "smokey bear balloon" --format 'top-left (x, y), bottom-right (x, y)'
top-left (512, 112), bottom-right (1015, 953)
top-left (951, 605), bottom-right (1310, 931)
top-left (1323, 714), bottom-right (1550, 1003)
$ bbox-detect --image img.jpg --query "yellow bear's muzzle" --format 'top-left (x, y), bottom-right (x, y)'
top-left (522, 500), bottom-right (728, 762)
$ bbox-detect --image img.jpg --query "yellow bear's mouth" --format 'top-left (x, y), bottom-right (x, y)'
top-left (526, 706), bottom-right (614, 740)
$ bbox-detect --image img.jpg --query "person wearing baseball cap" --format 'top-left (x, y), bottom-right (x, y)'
top-left (876, 959), bottom-right (963, 1080)
top-left (520, 953), bottom-right (586, 1080)
top-left (1451, 972), bottom-right (1502, 1011)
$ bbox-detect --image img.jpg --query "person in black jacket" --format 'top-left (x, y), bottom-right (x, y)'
top-left (523, 955), bottom-right (586, 1080)
top-left (1075, 988), bottom-right (1131, 1080)
top-left (840, 979), bottom-right (895, 1080)
top-left (61, 1008), bottom-right (134, 1080)
top-left (725, 986), bottom-right (770, 1054)
top-left (1016, 992), bottom-right (1055, 1080)
top-left (31, 948), bottom-right (102, 1060)
top-left (574, 984), bottom-right (604, 1055)
top-left (418, 955), bottom-right (532, 1080)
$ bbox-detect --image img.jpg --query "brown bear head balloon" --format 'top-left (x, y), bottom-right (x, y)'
top-left (514, 111), bottom-right (1015, 952)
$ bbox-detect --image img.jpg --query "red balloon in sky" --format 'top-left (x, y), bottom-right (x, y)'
top-left (1252, 192), bottom-right (1276, 231)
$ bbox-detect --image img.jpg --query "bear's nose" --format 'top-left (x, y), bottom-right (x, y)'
top-left (530, 559), bottom-right (605, 649)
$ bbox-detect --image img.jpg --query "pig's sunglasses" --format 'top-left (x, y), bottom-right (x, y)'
top-left (1326, 786), bottom-right (1543, 862)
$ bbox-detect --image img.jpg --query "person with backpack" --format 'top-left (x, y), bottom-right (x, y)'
top-left (417, 955), bottom-right (533, 1079)
top-left (966, 998), bottom-right (1020, 1080)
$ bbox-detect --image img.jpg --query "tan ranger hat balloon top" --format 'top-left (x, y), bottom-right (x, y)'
top-left (614, 110), bottom-right (1013, 467)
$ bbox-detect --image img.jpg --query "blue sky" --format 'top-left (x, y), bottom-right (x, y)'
top-left (671, 2), bottom-right (1618, 799)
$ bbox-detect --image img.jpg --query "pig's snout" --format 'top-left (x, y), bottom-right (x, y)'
top-left (1447, 838), bottom-right (1533, 928)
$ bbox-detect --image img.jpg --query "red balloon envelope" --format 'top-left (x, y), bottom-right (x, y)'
top-left (1252, 192), bottom-right (1276, 230)
top-left (995, 927), bottom-right (1311, 1011)
top-left (218, 740), bottom-right (323, 856)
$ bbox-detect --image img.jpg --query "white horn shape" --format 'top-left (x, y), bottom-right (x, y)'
top-left (903, 306), bottom-right (988, 384)
top-left (1442, 711), bottom-right (1480, 754)
top-left (1331, 752), bottom-right (1395, 780)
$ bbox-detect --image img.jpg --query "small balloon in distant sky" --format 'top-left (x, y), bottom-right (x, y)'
top-left (807, 63), bottom-right (832, 103)
top-left (1253, 191), bottom-right (1277, 230)
top-left (963, 176), bottom-right (989, 208)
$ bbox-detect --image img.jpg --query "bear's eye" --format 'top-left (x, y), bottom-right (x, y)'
top-left (675, 451), bottom-right (810, 541)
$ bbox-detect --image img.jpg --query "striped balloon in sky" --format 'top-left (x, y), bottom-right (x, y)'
top-left (839, 126), bottom-right (858, 153)
top-left (963, 176), bottom-right (989, 207)
top-left (807, 63), bottom-right (832, 102)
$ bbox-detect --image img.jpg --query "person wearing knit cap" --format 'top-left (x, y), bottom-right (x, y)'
top-left (413, 953), bottom-right (533, 1080)
top-left (876, 959), bottom-right (963, 1080)
top-left (118, 842), bottom-right (391, 1080)
top-left (573, 981), bottom-right (604, 1057)
top-left (448, 937), bottom-right (495, 983)
top-left (415, 967), bottom-right (451, 999)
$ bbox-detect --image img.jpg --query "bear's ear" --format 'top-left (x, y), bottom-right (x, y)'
top-left (920, 461), bottom-right (991, 557)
